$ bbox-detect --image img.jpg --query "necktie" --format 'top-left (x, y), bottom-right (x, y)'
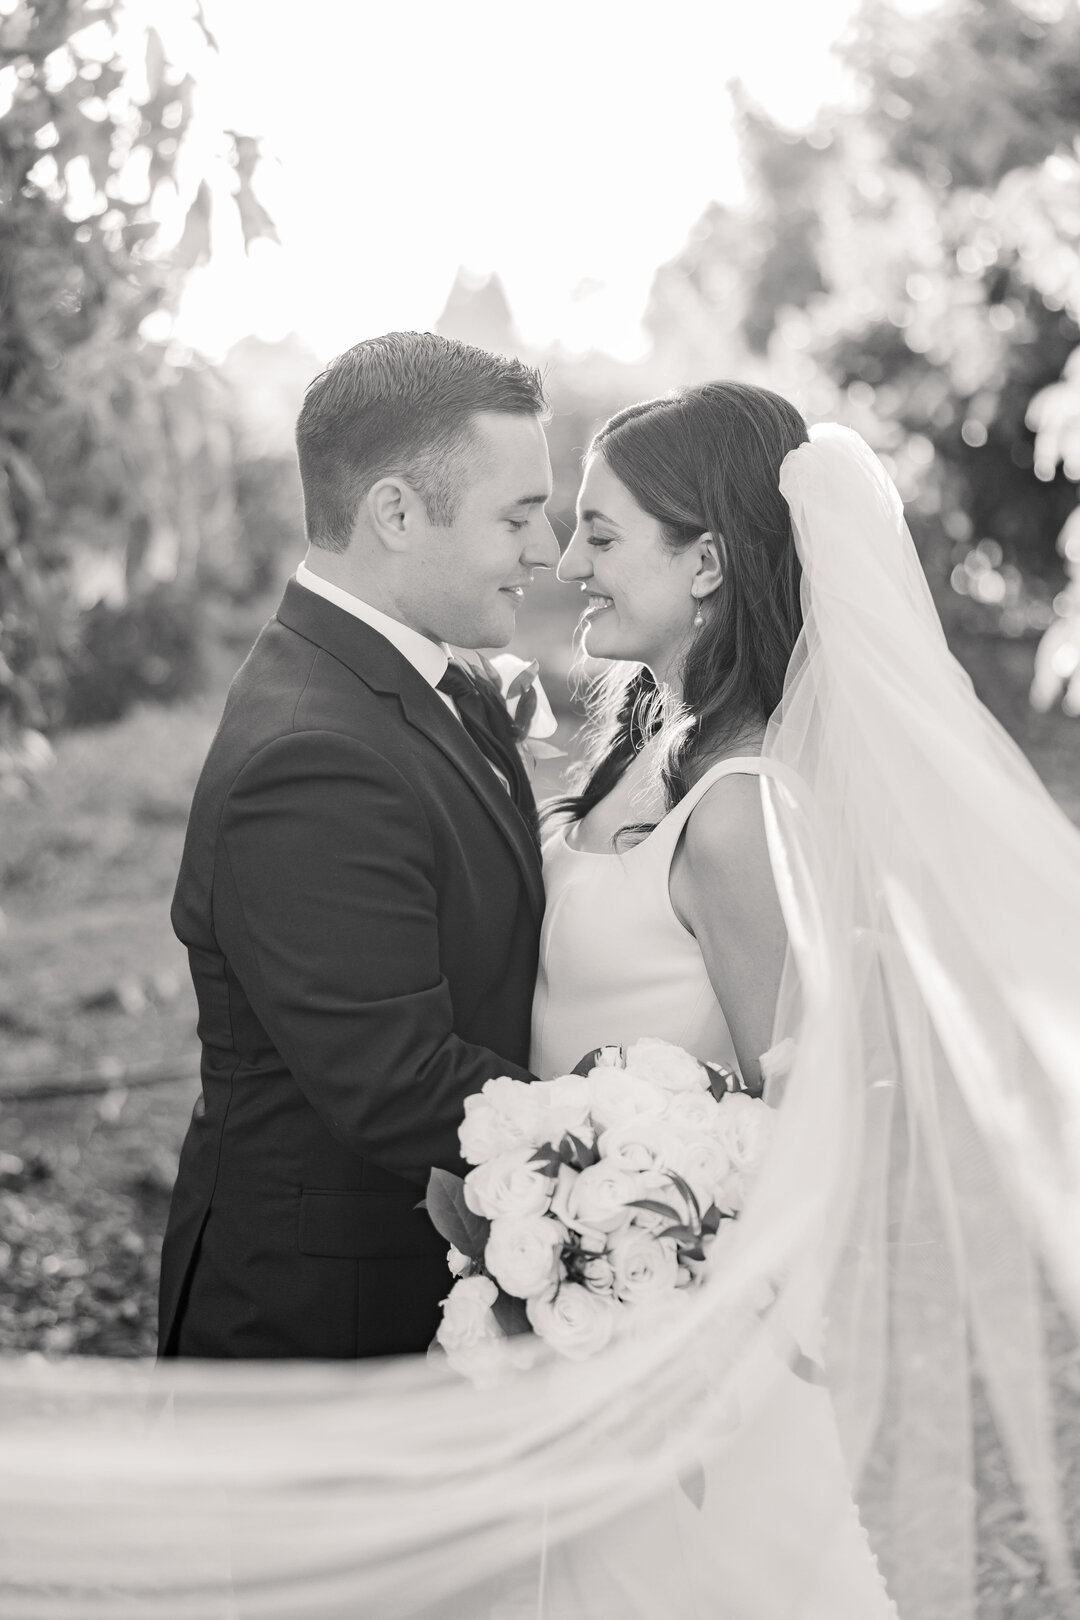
top-left (437, 662), bottom-right (521, 798)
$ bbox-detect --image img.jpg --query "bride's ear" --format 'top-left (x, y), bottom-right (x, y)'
top-left (691, 532), bottom-right (726, 601)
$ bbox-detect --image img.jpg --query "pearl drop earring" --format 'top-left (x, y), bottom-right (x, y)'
top-left (692, 600), bottom-right (704, 629)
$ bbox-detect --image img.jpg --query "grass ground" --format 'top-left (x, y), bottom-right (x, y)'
top-left (0, 598), bottom-right (1077, 1612)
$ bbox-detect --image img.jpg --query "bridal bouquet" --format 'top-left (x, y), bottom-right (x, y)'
top-left (427, 1039), bottom-right (775, 1381)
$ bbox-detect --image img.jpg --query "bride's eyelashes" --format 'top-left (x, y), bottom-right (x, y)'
top-left (587, 534), bottom-right (615, 550)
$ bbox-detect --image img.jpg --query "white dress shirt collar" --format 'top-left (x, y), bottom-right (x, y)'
top-left (295, 559), bottom-right (449, 690)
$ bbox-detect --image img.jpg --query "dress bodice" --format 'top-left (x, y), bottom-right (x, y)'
top-left (530, 757), bottom-right (781, 1080)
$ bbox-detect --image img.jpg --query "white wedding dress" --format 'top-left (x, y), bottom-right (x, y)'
top-left (527, 757), bottom-right (900, 1620)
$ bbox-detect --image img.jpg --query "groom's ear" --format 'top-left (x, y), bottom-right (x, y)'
top-left (364, 476), bottom-right (426, 553)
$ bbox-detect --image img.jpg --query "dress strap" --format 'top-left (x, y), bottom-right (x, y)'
top-left (639, 755), bottom-right (799, 864)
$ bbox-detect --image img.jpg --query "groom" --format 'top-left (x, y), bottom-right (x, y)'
top-left (159, 332), bottom-right (557, 1359)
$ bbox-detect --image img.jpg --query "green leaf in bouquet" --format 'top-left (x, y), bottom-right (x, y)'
top-left (679, 1460), bottom-right (707, 1510)
top-left (701, 1205), bottom-right (723, 1236)
top-left (664, 1170), bottom-right (702, 1225)
top-left (529, 1144), bottom-right (563, 1177)
top-left (658, 1224), bottom-right (700, 1246)
top-left (563, 1131), bottom-right (599, 1169)
top-left (571, 1047), bottom-right (601, 1076)
top-left (425, 1168), bottom-right (491, 1261)
top-left (627, 1199), bottom-right (682, 1223)
top-left (792, 1353), bottom-right (827, 1385)
top-left (776, 1333), bottom-right (827, 1384)
top-left (491, 1289), bottom-right (532, 1338)
top-left (704, 1059), bottom-right (738, 1093)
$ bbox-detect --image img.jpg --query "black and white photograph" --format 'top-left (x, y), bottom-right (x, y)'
top-left (2, 0), bottom-right (1080, 1615)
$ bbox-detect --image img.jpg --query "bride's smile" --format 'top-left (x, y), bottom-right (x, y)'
top-left (557, 450), bottom-right (722, 689)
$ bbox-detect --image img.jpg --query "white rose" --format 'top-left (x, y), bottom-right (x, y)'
top-left (598, 1119), bottom-right (682, 1174)
top-left (526, 1283), bottom-right (618, 1359)
top-left (549, 1168), bottom-right (612, 1255)
top-left (484, 1215), bottom-right (566, 1300)
top-left (446, 1245), bottom-right (471, 1277)
top-left (548, 1161), bottom-right (578, 1226)
top-left (657, 1133), bottom-right (732, 1210)
top-left (616, 1286), bottom-right (694, 1342)
top-left (716, 1170), bottom-right (746, 1216)
top-left (609, 1229), bottom-right (680, 1304)
top-left (459, 1096), bottom-right (508, 1165)
top-left (624, 1038), bottom-right (709, 1094)
top-left (529, 1073), bottom-right (593, 1142)
top-left (437, 1274), bottom-right (499, 1351)
top-left (481, 1075), bottom-right (546, 1140)
top-left (624, 1167), bottom-right (694, 1235)
top-left (711, 1093), bottom-right (776, 1175)
top-left (663, 1090), bottom-right (720, 1137)
top-left (459, 1078), bottom-right (547, 1164)
top-left (577, 1252), bottom-right (616, 1294)
top-left (558, 1160), bottom-right (639, 1235)
top-left (442, 1336), bottom-right (510, 1388)
top-left (587, 1068), bottom-right (668, 1132)
top-left (464, 1146), bottom-right (554, 1220)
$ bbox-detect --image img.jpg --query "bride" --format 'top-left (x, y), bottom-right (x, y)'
top-left (529, 381), bottom-right (898, 1618)
top-left (533, 380), bottom-right (803, 1093)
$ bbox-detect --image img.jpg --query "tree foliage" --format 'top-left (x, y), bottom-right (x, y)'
top-left (0, 0), bottom-right (275, 759)
top-left (645, 0), bottom-right (1080, 663)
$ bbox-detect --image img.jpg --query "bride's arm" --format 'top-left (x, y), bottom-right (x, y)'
top-left (668, 775), bottom-right (788, 1094)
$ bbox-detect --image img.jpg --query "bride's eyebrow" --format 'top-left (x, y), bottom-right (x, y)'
top-left (579, 508), bottom-right (621, 528)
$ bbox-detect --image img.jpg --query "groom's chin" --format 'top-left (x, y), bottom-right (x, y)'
top-left (475, 602), bottom-right (519, 649)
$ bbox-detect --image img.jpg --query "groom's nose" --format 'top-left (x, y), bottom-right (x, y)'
top-left (523, 515), bottom-right (560, 571)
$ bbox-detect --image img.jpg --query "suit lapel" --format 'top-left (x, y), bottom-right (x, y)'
top-left (395, 683), bottom-right (544, 915)
top-left (276, 581), bottom-right (545, 919)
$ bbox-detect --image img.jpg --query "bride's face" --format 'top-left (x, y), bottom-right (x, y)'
top-left (559, 454), bottom-right (705, 679)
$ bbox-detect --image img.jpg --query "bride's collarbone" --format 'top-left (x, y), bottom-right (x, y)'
top-left (570, 749), bottom-right (664, 854)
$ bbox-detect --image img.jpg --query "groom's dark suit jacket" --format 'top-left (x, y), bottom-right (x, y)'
top-left (158, 580), bottom-right (543, 1359)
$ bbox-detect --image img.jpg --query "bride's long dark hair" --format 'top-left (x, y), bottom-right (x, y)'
top-left (551, 381), bottom-right (808, 834)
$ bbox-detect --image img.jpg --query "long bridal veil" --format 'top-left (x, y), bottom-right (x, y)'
top-left (2, 425), bottom-right (1079, 1620)
top-left (768, 425), bottom-right (1080, 1618)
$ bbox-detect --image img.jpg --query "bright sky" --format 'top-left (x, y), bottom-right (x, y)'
top-left (168, 0), bottom-right (882, 362)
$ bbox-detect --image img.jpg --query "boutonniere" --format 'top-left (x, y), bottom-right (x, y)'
top-left (481, 653), bottom-right (565, 765)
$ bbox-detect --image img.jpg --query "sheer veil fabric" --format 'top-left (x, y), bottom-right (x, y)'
top-left (2, 425), bottom-right (1079, 1619)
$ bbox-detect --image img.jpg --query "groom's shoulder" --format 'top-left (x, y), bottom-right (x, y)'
top-left (191, 611), bottom-right (409, 801)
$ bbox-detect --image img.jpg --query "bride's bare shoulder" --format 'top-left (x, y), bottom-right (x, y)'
top-left (669, 769), bottom-right (783, 962)
top-left (681, 772), bottom-right (770, 878)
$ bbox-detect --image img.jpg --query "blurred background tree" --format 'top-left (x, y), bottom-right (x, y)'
top-left (632, 0), bottom-right (1080, 730)
top-left (4, 0), bottom-right (1080, 769)
top-left (0, 0), bottom-right (275, 765)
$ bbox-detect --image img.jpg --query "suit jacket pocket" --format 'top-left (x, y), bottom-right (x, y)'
top-left (297, 1188), bottom-right (447, 1260)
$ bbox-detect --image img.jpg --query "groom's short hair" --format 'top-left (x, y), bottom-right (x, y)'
top-left (295, 332), bottom-right (547, 553)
